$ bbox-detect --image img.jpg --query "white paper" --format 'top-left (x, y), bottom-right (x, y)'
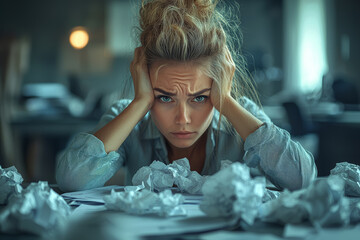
top-left (61, 185), bottom-right (125, 205)
top-left (132, 158), bottom-right (206, 194)
top-left (0, 181), bottom-right (71, 235)
top-left (200, 230), bottom-right (283, 240)
top-left (104, 188), bottom-right (186, 217)
top-left (200, 162), bottom-right (266, 225)
top-left (304, 225), bottom-right (360, 240)
top-left (64, 204), bottom-right (238, 239)
top-left (0, 165), bottom-right (23, 204)
top-left (260, 176), bottom-right (350, 227)
top-left (61, 185), bottom-right (200, 206)
top-left (330, 162), bottom-right (360, 197)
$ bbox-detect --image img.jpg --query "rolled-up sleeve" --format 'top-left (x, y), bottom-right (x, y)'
top-left (55, 100), bottom-right (131, 192)
top-left (241, 98), bottom-right (317, 191)
top-left (55, 133), bottom-right (124, 192)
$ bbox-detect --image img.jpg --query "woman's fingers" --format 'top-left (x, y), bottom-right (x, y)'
top-left (211, 46), bottom-right (235, 110)
top-left (130, 47), bottom-right (154, 105)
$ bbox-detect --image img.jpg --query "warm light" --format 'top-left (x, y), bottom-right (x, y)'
top-left (69, 27), bottom-right (89, 50)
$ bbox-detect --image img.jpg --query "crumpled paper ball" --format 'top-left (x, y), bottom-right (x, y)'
top-left (104, 187), bottom-right (186, 217)
top-left (0, 165), bottom-right (23, 205)
top-left (259, 176), bottom-right (350, 227)
top-left (263, 189), bottom-right (281, 203)
top-left (330, 162), bottom-right (360, 197)
top-left (132, 158), bottom-right (206, 194)
top-left (199, 162), bottom-right (266, 225)
top-left (0, 181), bottom-right (71, 235)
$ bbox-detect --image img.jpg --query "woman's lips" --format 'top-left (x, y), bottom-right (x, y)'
top-left (171, 132), bottom-right (196, 139)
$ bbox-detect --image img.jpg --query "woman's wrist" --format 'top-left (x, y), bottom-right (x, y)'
top-left (219, 95), bottom-right (263, 140)
top-left (217, 94), bottom-right (234, 118)
top-left (133, 95), bottom-right (154, 111)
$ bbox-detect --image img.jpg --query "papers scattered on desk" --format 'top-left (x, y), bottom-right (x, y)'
top-left (62, 185), bottom-right (125, 206)
top-left (132, 158), bottom-right (206, 194)
top-left (0, 181), bottom-right (71, 235)
top-left (104, 186), bottom-right (186, 217)
top-left (200, 162), bottom-right (266, 225)
top-left (64, 204), bottom-right (238, 240)
top-left (330, 162), bottom-right (360, 197)
top-left (260, 176), bottom-right (350, 227)
top-left (0, 165), bottom-right (23, 205)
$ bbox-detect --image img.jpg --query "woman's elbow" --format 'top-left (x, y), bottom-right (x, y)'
top-left (55, 158), bottom-right (90, 192)
top-left (56, 169), bottom-right (85, 192)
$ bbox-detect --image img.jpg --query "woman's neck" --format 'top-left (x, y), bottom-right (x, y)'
top-left (166, 131), bottom-right (207, 173)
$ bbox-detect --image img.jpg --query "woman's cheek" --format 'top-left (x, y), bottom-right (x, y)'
top-left (153, 104), bottom-right (172, 122)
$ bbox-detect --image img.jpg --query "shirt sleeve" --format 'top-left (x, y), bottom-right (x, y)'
top-left (240, 97), bottom-right (318, 191)
top-left (55, 100), bottom-right (132, 192)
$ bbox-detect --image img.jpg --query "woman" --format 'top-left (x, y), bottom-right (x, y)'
top-left (56, 0), bottom-right (317, 192)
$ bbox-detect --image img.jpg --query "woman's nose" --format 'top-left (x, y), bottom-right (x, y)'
top-left (175, 103), bottom-right (191, 125)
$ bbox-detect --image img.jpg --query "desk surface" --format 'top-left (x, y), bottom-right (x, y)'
top-left (2, 185), bottom-right (360, 240)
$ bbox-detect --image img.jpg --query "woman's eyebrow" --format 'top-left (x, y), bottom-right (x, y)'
top-left (153, 88), bottom-right (176, 96)
top-left (153, 88), bottom-right (211, 96)
top-left (188, 88), bottom-right (211, 96)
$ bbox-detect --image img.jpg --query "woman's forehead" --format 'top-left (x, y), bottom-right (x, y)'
top-left (150, 60), bottom-right (212, 91)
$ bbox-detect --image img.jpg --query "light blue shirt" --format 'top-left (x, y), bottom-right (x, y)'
top-left (56, 98), bottom-right (317, 192)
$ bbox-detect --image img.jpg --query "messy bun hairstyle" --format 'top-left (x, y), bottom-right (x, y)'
top-left (139, 0), bottom-right (258, 134)
top-left (140, 0), bottom-right (225, 62)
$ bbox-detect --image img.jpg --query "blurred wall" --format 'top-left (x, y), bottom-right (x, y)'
top-left (333, 0), bottom-right (360, 96)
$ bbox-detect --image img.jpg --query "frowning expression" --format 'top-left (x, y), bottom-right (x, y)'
top-left (149, 61), bottom-right (214, 149)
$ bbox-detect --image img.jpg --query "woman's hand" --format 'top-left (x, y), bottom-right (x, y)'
top-left (94, 47), bottom-right (154, 153)
top-left (210, 46), bottom-right (235, 111)
top-left (130, 47), bottom-right (154, 108)
top-left (210, 46), bottom-right (263, 140)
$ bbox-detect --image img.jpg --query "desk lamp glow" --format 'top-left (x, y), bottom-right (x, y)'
top-left (69, 27), bottom-right (89, 50)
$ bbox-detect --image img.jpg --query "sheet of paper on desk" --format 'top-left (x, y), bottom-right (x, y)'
top-left (63, 185), bottom-right (231, 238)
top-left (61, 185), bottom-right (125, 205)
top-left (200, 230), bottom-right (283, 240)
top-left (65, 203), bottom-right (238, 239)
top-left (62, 185), bottom-right (203, 206)
top-left (284, 224), bottom-right (360, 240)
top-left (71, 200), bottom-right (203, 219)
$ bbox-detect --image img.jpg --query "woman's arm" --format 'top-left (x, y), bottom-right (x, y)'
top-left (56, 47), bottom-right (154, 191)
top-left (221, 96), bottom-right (263, 140)
top-left (94, 99), bottom-right (151, 153)
top-left (94, 47), bottom-right (154, 153)
top-left (223, 97), bottom-right (317, 191)
top-left (211, 47), bottom-right (317, 190)
top-left (56, 131), bottom-right (124, 191)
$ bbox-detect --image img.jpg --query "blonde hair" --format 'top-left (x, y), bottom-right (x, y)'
top-left (139, 0), bottom-right (259, 137)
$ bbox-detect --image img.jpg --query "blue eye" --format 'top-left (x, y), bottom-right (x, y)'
top-left (193, 95), bottom-right (208, 103)
top-left (157, 96), bottom-right (172, 103)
